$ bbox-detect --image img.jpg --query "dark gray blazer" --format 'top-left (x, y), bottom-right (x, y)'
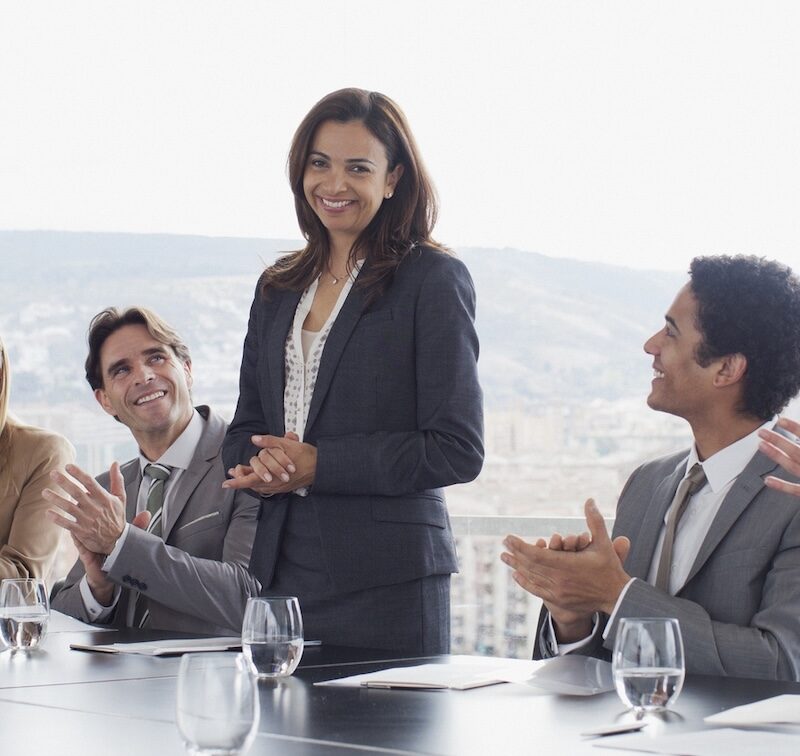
top-left (223, 247), bottom-right (484, 595)
top-left (53, 406), bottom-right (261, 634)
top-left (536, 445), bottom-right (800, 680)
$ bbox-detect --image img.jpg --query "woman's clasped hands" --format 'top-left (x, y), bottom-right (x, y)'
top-left (223, 432), bottom-right (317, 495)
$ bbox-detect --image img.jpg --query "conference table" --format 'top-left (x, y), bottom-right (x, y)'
top-left (2, 619), bottom-right (799, 755)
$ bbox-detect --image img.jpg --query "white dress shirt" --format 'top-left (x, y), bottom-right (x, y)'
top-left (79, 409), bottom-right (204, 620)
top-left (546, 418), bottom-right (775, 654)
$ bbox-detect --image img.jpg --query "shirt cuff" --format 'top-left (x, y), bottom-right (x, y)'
top-left (102, 523), bottom-right (131, 573)
top-left (79, 575), bottom-right (121, 621)
top-left (602, 577), bottom-right (637, 641)
top-left (542, 612), bottom-right (600, 656)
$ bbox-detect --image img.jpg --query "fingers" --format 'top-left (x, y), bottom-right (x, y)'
top-left (47, 508), bottom-right (80, 533)
top-left (548, 533), bottom-right (564, 550)
top-left (227, 464), bottom-right (254, 479)
top-left (248, 447), bottom-right (294, 483)
top-left (255, 448), bottom-right (294, 481)
top-left (248, 452), bottom-right (275, 483)
top-left (223, 468), bottom-right (265, 490)
top-left (562, 532), bottom-right (591, 551)
top-left (584, 499), bottom-right (611, 546)
top-left (264, 446), bottom-right (296, 475)
top-left (48, 469), bottom-right (88, 502)
top-left (43, 487), bottom-right (81, 519)
top-left (764, 475), bottom-right (800, 498)
top-left (222, 465), bottom-right (274, 494)
top-left (776, 416), bottom-right (800, 436)
top-left (252, 434), bottom-right (298, 474)
top-left (510, 564), bottom-right (557, 601)
top-left (131, 511), bottom-right (152, 530)
top-left (251, 434), bottom-right (281, 448)
top-left (109, 461), bottom-right (125, 500)
top-left (759, 429), bottom-right (800, 478)
top-left (612, 535), bottom-right (631, 564)
top-left (63, 463), bottom-right (107, 499)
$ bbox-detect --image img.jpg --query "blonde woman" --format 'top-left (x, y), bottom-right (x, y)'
top-left (0, 335), bottom-right (76, 586)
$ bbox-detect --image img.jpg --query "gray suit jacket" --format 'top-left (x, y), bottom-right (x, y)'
top-left (223, 247), bottom-right (484, 596)
top-left (536, 445), bottom-right (800, 680)
top-left (53, 406), bottom-right (261, 634)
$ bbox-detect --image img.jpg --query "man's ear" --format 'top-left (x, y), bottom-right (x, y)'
top-left (183, 360), bottom-right (193, 391)
top-left (714, 353), bottom-right (747, 387)
top-left (94, 387), bottom-right (116, 417)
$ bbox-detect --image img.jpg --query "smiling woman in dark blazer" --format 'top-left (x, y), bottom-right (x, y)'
top-left (222, 88), bottom-right (483, 654)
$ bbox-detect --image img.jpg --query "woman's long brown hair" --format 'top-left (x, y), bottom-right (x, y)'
top-left (260, 88), bottom-right (448, 304)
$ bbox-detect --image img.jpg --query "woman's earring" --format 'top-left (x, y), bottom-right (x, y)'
top-left (385, 192), bottom-right (393, 199)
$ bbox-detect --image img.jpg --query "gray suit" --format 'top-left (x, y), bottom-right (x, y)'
top-left (53, 406), bottom-right (261, 634)
top-left (536, 446), bottom-right (800, 680)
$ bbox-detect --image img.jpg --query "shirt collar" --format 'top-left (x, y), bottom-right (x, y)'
top-left (138, 408), bottom-right (203, 474)
top-left (685, 417), bottom-right (776, 493)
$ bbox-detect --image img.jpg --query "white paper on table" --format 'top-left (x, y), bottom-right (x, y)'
top-left (69, 636), bottom-right (243, 656)
top-left (594, 727), bottom-right (800, 755)
top-left (498, 655), bottom-right (615, 696)
top-left (48, 609), bottom-right (115, 634)
top-left (704, 694), bottom-right (800, 726)
top-left (316, 655), bottom-right (542, 691)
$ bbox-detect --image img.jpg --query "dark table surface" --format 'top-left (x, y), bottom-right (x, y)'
top-left (2, 622), bottom-right (799, 755)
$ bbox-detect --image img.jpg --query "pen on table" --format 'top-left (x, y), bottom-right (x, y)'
top-left (580, 722), bottom-right (648, 738)
top-left (361, 682), bottom-right (447, 690)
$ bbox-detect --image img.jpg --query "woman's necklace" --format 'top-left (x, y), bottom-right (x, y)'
top-left (327, 267), bottom-right (347, 285)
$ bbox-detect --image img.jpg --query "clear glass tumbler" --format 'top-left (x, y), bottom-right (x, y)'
top-left (241, 596), bottom-right (304, 678)
top-left (612, 617), bottom-right (685, 714)
top-left (0, 578), bottom-right (49, 652)
top-left (176, 653), bottom-right (259, 755)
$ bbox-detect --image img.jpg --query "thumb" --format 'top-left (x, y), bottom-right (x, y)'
top-left (612, 536), bottom-right (631, 565)
top-left (110, 461), bottom-right (126, 502)
top-left (131, 511), bottom-right (152, 530)
top-left (284, 432), bottom-right (300, 442)
top-left (584, 498), bottom-right (612, 547)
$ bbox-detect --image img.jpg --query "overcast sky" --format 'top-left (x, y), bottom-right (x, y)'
top-left (2, 1), bottom-right (799, 272)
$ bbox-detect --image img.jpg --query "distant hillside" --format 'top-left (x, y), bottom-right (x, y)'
top-left (0, 230), bottom-right (685, 410)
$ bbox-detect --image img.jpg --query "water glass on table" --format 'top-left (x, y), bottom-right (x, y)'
top-left (242, 596), bottom-right (304, 678)
top-left (0, 578), bottom-right (49, 652)
top-left (176, 652), bottom-right (259, 756)
top-left (612, 617), bottom-right (685, 714)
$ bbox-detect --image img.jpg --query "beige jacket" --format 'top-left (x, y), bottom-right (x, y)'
top-left (0, 421), bottom-right (77, 586)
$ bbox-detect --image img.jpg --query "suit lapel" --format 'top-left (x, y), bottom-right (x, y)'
top-left (161, 408), bottom-right (224, 540)
top-left (626, 458), bottom-right (687, 579)
top-left (304, 283), bottom-right (367, 434)
top-left (683, 449), bottom-right (778, 585)
top-left (265, 291), bottom-right (302, 436)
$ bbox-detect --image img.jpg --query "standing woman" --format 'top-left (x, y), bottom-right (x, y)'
top-left (223, 88), bottom-right (483, 653)
top-left (0, 335), bottom-right (76, 585)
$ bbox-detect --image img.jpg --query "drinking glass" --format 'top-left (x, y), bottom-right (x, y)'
top-left (612, 617), bottom-right (685, 714)
top-left (241, 596), bottom-right (304, 678)
top-left (176, 653), bottom-right (259, 756)
top-left (0, 578), bottom-right (49, 652)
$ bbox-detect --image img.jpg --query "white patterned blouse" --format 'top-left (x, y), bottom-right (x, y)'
top-left (282, 262), bottom-right (362, 496)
